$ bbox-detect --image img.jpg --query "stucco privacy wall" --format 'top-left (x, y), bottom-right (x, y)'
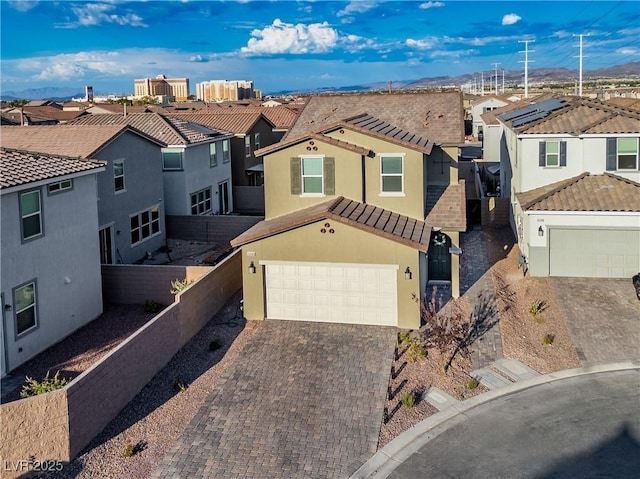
top-left (0, 251), bottom-right (242, 476)
top-left (101, 264), bottom-right (212, 305)
top-left (165, 215), bottom-right (263, 244)
top-left (0, 389), bottom-right (69, 478)
top-left (481, 197), bottom-right (510, 225)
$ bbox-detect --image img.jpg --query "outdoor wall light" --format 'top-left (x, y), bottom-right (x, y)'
top-left (248, 261), bottom-right (256, 274)
top-left (4, 304), bottom-right (11, 311)
top-left (538, 226), bottom-right (544, 237)
top-left (404, 267), bottom-right (412, 280)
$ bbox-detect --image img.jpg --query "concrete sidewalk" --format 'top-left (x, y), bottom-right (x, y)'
top-left (351, 362), bottom-right (640, 479)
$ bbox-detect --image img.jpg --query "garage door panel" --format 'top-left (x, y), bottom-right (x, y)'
top-left (265, 262), bottom-right (398, 326)
top-left (550, 229), bottom-right (640, 278)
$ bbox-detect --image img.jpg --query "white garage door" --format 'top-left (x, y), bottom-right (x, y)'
top-left (549, 228), bottom-right (640, 278)
top-left (264, 261), bottom-right (398, 326)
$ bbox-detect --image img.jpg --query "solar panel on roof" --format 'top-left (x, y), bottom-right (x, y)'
top-left (501, 104), bottom-right (538, 121)
top-left (512, 111), bottom-right (548, 127)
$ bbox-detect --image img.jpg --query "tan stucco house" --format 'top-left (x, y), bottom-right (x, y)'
top-left (231, 92), bottom-right (466, 329)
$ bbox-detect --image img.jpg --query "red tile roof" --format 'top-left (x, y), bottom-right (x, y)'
top-left (231, 196), bottom-right (433, 251)
top-left (516, 173), bottom-right (640, 212)
top-left (425, 181), bottom-right (467, 231)
top-left (1, 147), bottom-right (105, 189)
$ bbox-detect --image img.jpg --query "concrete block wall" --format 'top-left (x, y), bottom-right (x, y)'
top-left (166, 215), bottom-right (263, 244)
top-left (101, 265), bottom-right (212, 306)
top-left (1, 250), bottom-right (242, 471)
top-left (232, 186), bottom-right (265, 213)
top-left (0, 390), bottom-right (69, 479)
top-left (481, 197), bottom-right (510, 226)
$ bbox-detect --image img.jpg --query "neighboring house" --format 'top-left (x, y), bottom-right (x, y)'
top-left (168, 112), bottom-right (276, 187)
top-left (1, 124), bottom-right (167, 264)
top-left (231, 92), bottom-right (466, 329)
top-left (68, 113), bottom-right (235, 216)
top-left (85, 104), bottom-right (151, 115)
top-left (2, 105), bottom-right (87, 125)
top-left (496, 97), bottom-right (640, 278)
top-left (470, 96), bottom-right (510, 138)
top-left (0, 147), bottom-right (105, 376)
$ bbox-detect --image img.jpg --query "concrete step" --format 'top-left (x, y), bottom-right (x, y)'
top-left (471, 367), bottom-right (513, 390)
top-left (422, 387), bottom-right (460, 411)
top-left (491, 359), bottom-right (540, 383)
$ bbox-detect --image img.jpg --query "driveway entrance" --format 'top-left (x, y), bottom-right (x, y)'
top-left (152, 321), bottom-right (396, 478)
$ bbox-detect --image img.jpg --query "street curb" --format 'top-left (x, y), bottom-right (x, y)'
top-left (350, 361), bottom-right (640, 479)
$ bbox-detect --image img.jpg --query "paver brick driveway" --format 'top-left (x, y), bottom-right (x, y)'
top-left (151, 320), bottom-right (396, 478)
top-left (551, 277), bottom-right (640, 365)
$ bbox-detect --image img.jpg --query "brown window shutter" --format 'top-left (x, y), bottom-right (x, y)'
top-left (324, 157), bottom-right (335, 195)
top-left (290, 157), bottom-right (301, 195)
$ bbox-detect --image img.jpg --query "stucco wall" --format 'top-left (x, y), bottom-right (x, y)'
top-left (481, 197), bottom-right (511, 225)
top-left (0, 389), bottom-right (69, 479)
top-left (240, 220), bottom-right (421, 329)
top-left (232, 186), bottom-right (265, 213)
top-left (165, 214), bottom-right (263, 244)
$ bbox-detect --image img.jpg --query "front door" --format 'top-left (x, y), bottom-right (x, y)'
top-left (428, 232), bottom-right (451, 281)
top-left (99, 225), bottom-right (114, 264)
top-left (218, 181), bottom-right (230, 214)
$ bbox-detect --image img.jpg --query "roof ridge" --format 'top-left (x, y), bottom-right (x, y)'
top-left (157, 113), bottom-right (192, 144)
top-left (0, 146), bottom-right (103, 165)
top-left (603, 172), bottom-right (640, 188)
top-left (520, 172), bottom-right (590, 210)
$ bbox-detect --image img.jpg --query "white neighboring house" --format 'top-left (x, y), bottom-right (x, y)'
top-left (0, 148), bottom-right (105, 376)
top-left (497, 97), bottom-right (640, 278)
top-left (470, 96), bottom-right (510, 139)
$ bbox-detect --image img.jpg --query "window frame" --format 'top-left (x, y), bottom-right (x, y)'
top-left (162, 149), bottom-right (183, 171)
top-left (300, 156), bottom-right (324, 196)
top-left (113, 159), bottom-right (125, 193)
top-left (222, 139), bottom-right (230, 163)
top-left (47, 179), bottom-right (73, 195)
top-left (209, 143), bottom-right (217, 168)
top-left (130, 205), bottom-right (161, 247)
top-left (616, 138), bottom-right (638, 170)
top-left (544, 140), bottom-right (560, 167)
top-left (13, 279), bottom-right (38, 338)
top-left (245, 136), bottom-right (251, 157)
top-left (254, 132), bottom-right (261, 151)
top-left (379, 154), bottom-right (405, 196)
top-left (190, 188), bottom-right (212, 215)
top-left (20, 189), bottom-right (43, 241)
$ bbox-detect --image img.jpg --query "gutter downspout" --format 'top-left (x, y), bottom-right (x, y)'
top-left (361, 154), bottom-right (367, 204)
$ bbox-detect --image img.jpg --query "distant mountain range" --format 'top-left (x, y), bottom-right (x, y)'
top-left (2, 61), bottom-right (638, 101)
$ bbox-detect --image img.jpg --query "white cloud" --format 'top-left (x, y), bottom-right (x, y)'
top-left (502, 13), bottom-right (521, 26)
top-left (6, 1), bottom-right (39, 12)
top-left (406, 38), bottom-right (438, 50)
top-left (419, 2), bottom-right (445, 9)
top-left (616, 47), bottom-right (639, 55)
top-left (62, 3), bottom-right (147, 28)
top-left (430, 49), bottom-right (476, 59)
top-left (189, 54), bottom-right (209, 63)
top-left (337, 1), bottom-right (377, 17)
top-left (552, 30), bottom-right (571, 39)
top-left (241, 19), bottom-right (338, 55)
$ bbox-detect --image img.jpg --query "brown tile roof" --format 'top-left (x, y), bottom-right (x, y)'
top-left (285, 92), bottom-right (465, 145)
top-left (88, 104), bottom-right (151, 114)
top-left (516, 173), bottom-right (640, 212)
top-left (67, 113), bottom-right (223, 146)
top-left (253, 131), bottom-right (373, 157)
top-left (425, 181), bottom-right (467, 231)
top-left (194, 104), bottom-right (299, 129)
top-left (1, 147), bottom-right (105, 189)
top-left (166, 112), bottom-right (272, 135)
top-left (0, 124), bottom-right (145, 158)
top-left (21, 106), bottom-right (87, 122)
top-left (231, 196), bottom-right (433, 251)
top-left (509, 98), bottom-right (640, 134)
top-left (606, 97), bottom-right (640, 112)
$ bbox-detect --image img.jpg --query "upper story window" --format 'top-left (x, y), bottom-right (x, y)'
top-left (380, 155), bottom-right (404, 194)
top-left (130, 205), bottom-right (160, 246)
top-left (209, 143), bottom-right (217, 167)
top-left (47, 179), bottom-right (73, 194)
top-left (162, 149), bottom-right (183, 170)
top-left (254, 132), bottom-right (261, 151)
top-left (14, 280), bottom-right (38, 336)
top-left (612, 138), bottom-right (638, 170)
top-left (222, 140), bottom-right (230, 163)
top-left (20, 190), bottom-right (43, 241)
top-left (114, 160), bottom-right (125, 192)
top-left (245, 136), bottom-right (251, 157)
top-left (301, 157), bottom-right (324, 194)
top-left (538, 141), bottom-right (566, 168)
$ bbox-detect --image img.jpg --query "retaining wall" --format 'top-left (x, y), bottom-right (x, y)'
top-left (166, 215), bottom-right (263, 244)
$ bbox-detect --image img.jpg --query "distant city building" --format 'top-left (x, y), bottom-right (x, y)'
top-left (86, 85), bottom-right (94, 102)
top-left (134, 74), bottom-right (190, 101)
top-left (196, 80), bottom-right (254, 102)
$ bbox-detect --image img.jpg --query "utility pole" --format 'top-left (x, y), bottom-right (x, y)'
top-left (573, 34), bottom-right (589, 97)
top-left (481, 72), bottom-right (485, 96)
top-left (492, 63), bottom-right (500, 95)
top-left (502, 69), bottom-right (505, 93)
top-left (518, 40), bottom-right (535, 99)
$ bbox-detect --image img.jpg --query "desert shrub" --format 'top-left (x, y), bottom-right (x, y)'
top-left (170, 278), bottom-right (192, 295)
top-left (542, 334), bottom-right (555, 345)
top-left (173, 376), bottom-right (188, 392)
top-left (407, 340), bottom-right (427, 362)
top-left (467, 378), bottom-right (480, 390)
top-left (400, 391), bottom-right (416, 408)
top-left (144, 300), bottom-right (163, 314)
top-left (20, 371), bottom-right (68, 398)
top-left (528, 300), bottom-right (547, 317)
top-left (123, 441), bottom-right (146, 458)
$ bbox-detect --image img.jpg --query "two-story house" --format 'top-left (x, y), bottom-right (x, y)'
top-left (1, 148), bottom-right (105, 376)
top-left (498, 97), bottom-right (640, 278)
top-left (0, 124), bottom-right (167, 264)
top-left (231, 92), bottom-right (466, 329)
top-left (470, 95), bottom-right (511, 139)
top-left (69, 113), bottom-right (235, 216)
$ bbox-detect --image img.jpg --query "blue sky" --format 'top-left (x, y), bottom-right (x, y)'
top-left (1, 0), bottom-right (639, 95)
